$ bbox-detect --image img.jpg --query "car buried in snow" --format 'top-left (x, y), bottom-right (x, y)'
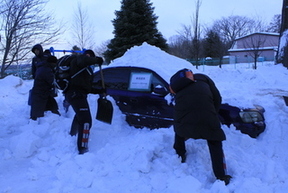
top-left (92, 66), bottom-right (266, 138)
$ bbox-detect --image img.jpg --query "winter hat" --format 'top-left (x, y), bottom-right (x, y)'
top-left (83, 49), bottom-right (96, 57)
top-left (43, 49), bottom-right (51, 56)
top-left (169, 68), bottom-right (195, 94)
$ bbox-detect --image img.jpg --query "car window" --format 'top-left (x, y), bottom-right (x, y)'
top-left (102, 68), bottom-right (130, 90)
top-left (151, 75), bottom-right (169, 92)
top-left (128, 69), bottom-right (169, 94)
top-left (94, 67), bottom-right (169, 94)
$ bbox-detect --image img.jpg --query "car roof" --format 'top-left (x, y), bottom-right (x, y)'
top-left (102, 66), bottom-right (156, 72)
top-left (101, 65), bottom-right (171, 82)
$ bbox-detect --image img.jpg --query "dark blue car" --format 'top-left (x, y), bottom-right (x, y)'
top-left (93, 66), bottom-right (266, 138)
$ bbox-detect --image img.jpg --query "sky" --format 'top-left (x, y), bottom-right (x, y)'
top-left (46, 0), bottom-right (283, 49)
top-left (1, 43), bottom-right (288, 192)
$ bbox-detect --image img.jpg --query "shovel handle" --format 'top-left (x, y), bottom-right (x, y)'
top-left (99, 65), bottom-right (107, 97)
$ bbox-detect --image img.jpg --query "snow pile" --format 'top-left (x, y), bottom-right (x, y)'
top-left (109, 42), bottom-right (199, 82)
top-left (278, 29), bottom-right (288, 61)
top-left (1, 43), bottom-right (288, 192)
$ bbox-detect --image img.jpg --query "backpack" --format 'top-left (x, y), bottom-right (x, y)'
top-left (169, 68), bottom-right (194, 93)
top-left (55, 55), bottom-right (87, 92)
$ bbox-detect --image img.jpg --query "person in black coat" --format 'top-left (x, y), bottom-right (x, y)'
top-left (30, 56), bottom-right (59, 120)
top-left (31, 44), bottom-right (51, 79)
top-left (64, 49), bottom-right (104, 154)
top-left (170, 68), bottom-right (232, 185)
top-left (30, 44), bottom-right (60, 121)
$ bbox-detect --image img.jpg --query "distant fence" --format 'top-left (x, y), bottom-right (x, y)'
top-left (3, 55), bottom-right (277, 80)
top-left (187, 56), bottom-right (276, 66)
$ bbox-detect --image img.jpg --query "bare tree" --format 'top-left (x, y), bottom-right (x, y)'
top-left (242, 34), bottom-right (267, 69)
top-left (266, 14), bottom-right (281, 33)
top-left (170, 0), bottom-right (202, 66)
top-left (70, 2), bottom-right (96, 50)
top-left (168, 25), bottom-right (194, 59)
top-left (0, 0), bottom-right (61, 78)
top-left (94, 40), bottom-right (109, 57)
top-left (168, 34), bottom-right (192, 59)
top-left (211, 15), bottom-right (265, 49)
top-left (177, 24), bottom-right (193, 41)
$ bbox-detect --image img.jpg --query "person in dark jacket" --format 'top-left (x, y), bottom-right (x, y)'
top-left (30, 44), bottom-right (60, 121)
top-left (30, 56), bottom-right (59, 120)
top-left (64, 49), bottom-right (104, 154)
top-left (170, 68), bottom-right (232, 185)
top-left (31, 44), bottom-right (51, 79)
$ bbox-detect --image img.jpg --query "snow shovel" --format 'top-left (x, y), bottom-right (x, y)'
top-left (96, 65), bottom-right (113, 124)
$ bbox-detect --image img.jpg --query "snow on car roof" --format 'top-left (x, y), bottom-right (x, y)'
top-left (107, 42), bottom-right (199, 82)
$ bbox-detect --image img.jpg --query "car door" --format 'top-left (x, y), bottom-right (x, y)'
top-left (93, 66), bottom-right (174, 128)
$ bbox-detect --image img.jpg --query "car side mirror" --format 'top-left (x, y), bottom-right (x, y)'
top-left (152, 87), bottom-right (168, 96)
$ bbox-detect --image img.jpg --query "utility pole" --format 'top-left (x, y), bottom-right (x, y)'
top-left (192, 0), bottom-right (202, 69)
top-left (278, 0), bottom-right (288, 66)
top-left (281, 0), bottom-right (288, 33)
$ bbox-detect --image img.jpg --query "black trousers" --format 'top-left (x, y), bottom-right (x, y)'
top-left (45, 96), bottom-right (60, 115)
top-left (173, 133), bottom-right (226, 178)
top-left (30, 92), bottom-right (59, 119)
top-left (30, 92), bottom-right (48, 119)
top-left (65, 91), bottom-right (92, 151)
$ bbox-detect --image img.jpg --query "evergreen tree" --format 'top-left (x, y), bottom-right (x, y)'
top-left (203, 30), bottom-right (221, 57)
top-left (202, 30), bottom-right (226, 67)
top-left (104, 0), bottom-right (168, 63)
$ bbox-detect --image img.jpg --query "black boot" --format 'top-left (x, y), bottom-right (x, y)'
top-left (178, 153), bottom-right (186, 163)
top-left (217, 175), bottom-right (232, 185)
top-left (78, 147), bottom-right (89, 155)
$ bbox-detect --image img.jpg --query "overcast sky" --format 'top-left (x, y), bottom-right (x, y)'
top-left (46, 0), bottom-right (282, 48)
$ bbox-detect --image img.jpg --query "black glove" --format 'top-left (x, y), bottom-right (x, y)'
top-left (91, 87), bottom-right (106, 94)
top-left (96, 57), bottom-right (104, 66)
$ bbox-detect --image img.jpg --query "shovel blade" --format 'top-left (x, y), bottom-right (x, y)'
top-left (96, 97), bottom-right (113, 124)
top-left (283, 96), bottom-right (288, 106)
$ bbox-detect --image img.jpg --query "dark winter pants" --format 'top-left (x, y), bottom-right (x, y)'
top-left (30, 91), bottom-right (59, 120)
top-left (173, 134), bottom-right (226, 178)
top-left (45, 96), bottom-right (60, 115)
top-left (30, 93), bottom-right (47, 119)
top-left (65, 91), bottom-right (92, 152)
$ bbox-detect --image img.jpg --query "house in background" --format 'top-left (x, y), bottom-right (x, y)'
top-left (228, 32), bottom-right (279, 63)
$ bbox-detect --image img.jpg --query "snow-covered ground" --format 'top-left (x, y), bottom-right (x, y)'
top-left (1, 43), bottom-right (288, 193)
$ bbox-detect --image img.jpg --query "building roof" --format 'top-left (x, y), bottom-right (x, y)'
top-left (235, 32), bottom-right (279, 41)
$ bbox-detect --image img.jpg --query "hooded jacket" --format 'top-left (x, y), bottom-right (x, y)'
top-left (173, 73), bottom-right (226, 141)
top-left (32, 62), bottom-right (54, 96)
top-left (31, 44), bottom-right (48, 79)
top-left (66, 54), bottom-right (103, 94)
top-left (30, 58), bottom-right (56, 118)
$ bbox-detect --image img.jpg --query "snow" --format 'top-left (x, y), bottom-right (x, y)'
top-left (278, 29), bottom-right (288, 61)
top-left (1, 43), bottom-right (288, 192)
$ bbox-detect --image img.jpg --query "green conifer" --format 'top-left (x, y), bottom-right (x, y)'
top-left (104, 0), bottom-right (168, 63)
